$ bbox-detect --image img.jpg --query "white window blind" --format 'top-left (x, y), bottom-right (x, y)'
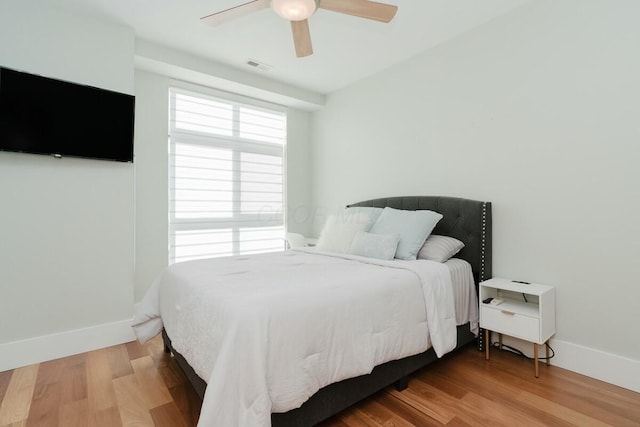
top-left (169, 88), bottom-right (286, 263)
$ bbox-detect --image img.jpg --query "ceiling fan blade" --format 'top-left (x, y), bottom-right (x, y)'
top-left (291, 19), bottom-right (313, 57)
top-left (201, 0), bottom-right (270, 26)
top-left (319, 0), bottom-right (398, 23)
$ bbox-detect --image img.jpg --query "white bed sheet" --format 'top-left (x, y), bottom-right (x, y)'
top-left (133, 250), bottom-right (467, 427)
top-left (446, 258), bottom-right (479, 335)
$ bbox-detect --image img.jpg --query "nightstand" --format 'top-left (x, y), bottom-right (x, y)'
top-left (480, 278), bottom-right (555, 377)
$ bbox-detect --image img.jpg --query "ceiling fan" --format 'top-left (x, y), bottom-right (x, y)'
top-left (201, 0), bottom-right (398, 57)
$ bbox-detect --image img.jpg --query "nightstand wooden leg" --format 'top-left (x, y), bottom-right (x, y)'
top-left (545, 341), bottom-right (550, 366)
top-left (534, 343), bottom-right (539, 378)
top-left (485, 329), bottom-right (490, 360)
top-left (498, 333), bottom-right (503, 350)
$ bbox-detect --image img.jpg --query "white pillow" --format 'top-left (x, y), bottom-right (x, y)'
top-left (349, 231), bottom-right (400, 260)
top-left (344, 206), bottom-right (383, 229)
top-left (316, 213), bottom-right (370, 254)
top-left (418, 235), bottom-right (465, 263)
top-left (370, 207), bottom-right (443, 260)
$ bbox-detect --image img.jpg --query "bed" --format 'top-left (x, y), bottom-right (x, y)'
top-left (134, 195), bottom-right (492, 426)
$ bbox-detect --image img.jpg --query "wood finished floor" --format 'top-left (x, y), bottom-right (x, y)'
top-left (1, 336), bottom-right (638, 426)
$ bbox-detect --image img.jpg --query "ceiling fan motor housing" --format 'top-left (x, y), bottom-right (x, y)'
top-left (271, 0), bottom-right (319, 21)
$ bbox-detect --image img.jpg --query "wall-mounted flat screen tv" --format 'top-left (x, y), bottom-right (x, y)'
top-left (0, 66), bottom-right (135, 162)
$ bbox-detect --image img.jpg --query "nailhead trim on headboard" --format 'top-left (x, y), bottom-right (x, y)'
top-left (480, 202), bottom-right (487, 282)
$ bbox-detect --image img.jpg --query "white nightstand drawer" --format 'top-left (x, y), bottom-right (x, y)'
top-left (481, 306), bottom-right (539, 342)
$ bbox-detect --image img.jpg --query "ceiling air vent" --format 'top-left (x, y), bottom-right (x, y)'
top-left (246, 59), bottom-right (272, 71)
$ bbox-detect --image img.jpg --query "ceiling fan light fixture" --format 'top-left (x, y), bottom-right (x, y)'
top-left (271, 0), bottom-right (317, 21)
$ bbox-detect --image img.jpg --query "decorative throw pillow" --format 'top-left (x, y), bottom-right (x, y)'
top-left (370, 207), bottom-right (443, 260)
top-left (349, 231), bottom-right (400, 260)
top-left (417, 235), bottom-right (465, 263)
top-left (315, 213), bottom-right (371, 254)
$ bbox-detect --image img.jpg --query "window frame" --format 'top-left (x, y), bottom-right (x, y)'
top-left (168, 85), bottom-right (287, 263)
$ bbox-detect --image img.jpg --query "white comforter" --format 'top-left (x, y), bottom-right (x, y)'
top-left (133, 250), bottom-right (457, 427)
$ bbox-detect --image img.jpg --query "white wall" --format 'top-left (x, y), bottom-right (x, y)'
top-left (285, 109), bottom-right (313, 237)
top-left (311, 0), bottom-right (640, 384)
top-left (132, 70), bottom-right (170, 302)
top-left (0, 0), bottom-right (135, 364)
top-left (133, 70), bottom-right (313, 301)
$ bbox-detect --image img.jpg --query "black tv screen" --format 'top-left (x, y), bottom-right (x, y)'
top-left (0, 67), bottom-right (135, 162)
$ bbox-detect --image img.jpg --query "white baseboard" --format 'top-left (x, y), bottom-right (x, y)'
top-left (550, 339), bottom-right (640, 393)
top-left (495, 335), bottom-right (639, 393)
top-left (0, 318), bottom-right (135, 372)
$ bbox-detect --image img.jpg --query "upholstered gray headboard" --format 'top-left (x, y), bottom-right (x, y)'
top-left (347, 196), bottom-right (492, 286)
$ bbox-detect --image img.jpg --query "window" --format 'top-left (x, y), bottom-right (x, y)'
top-left (169, 88), bottom-right (286, 263)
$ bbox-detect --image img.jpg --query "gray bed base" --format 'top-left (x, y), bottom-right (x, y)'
top-left (162, 196), bottom-right (492, 426)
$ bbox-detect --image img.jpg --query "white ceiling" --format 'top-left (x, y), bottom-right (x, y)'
top-left (50, 0), bottom-right (532, 94)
